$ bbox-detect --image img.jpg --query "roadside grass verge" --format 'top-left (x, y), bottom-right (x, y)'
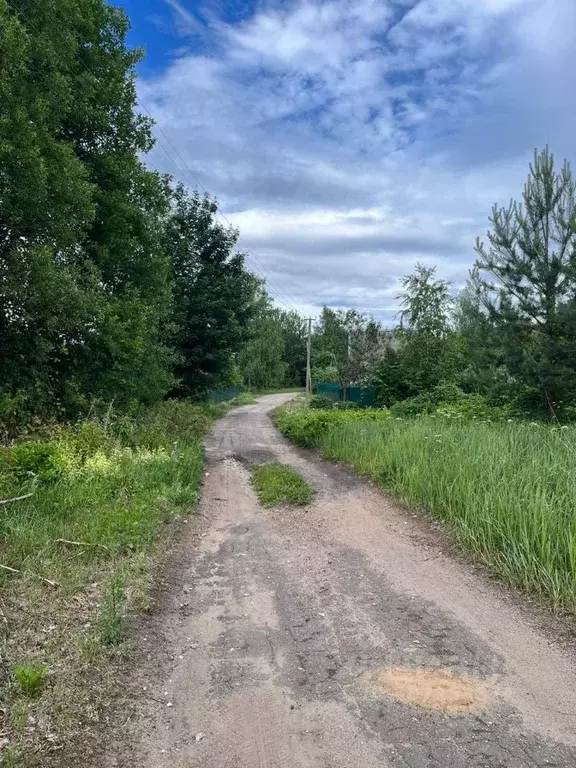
top-left (231, 392), bottom-right (258, 405)
top-left (274, 403), bottom-right (391, 447)
top-left (0, 400), bottom-right (229, 766)
top-left (251, 462), bottom-right (314, 507)
top-left (275, 404), bottom-right (576, 611)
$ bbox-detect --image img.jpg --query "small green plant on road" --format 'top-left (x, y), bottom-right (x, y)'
top-left (251, 462), bottom-right (314, 507)
top-left (13, 665), bottom-right (49, 698)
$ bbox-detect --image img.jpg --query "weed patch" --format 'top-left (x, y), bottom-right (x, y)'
top-left (251, 462), bottom-right (314, 507)
top-left (231, 392), bottom-right (258, 406)
top-left (13, 665), bottom-right (49, 698)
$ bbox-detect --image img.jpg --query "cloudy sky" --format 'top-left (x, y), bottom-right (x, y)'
top-left (121, 0), bottom-right (576, 324)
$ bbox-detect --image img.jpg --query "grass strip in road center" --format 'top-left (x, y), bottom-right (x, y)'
top-left (251, 462), bottom-right (314, 507)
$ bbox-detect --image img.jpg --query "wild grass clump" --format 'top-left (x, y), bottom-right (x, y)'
top-left (251, 462), bottom-right (314, 507)
top-left (230, 392), bottom-right (258, 406)
top-left (274, 403), bottom-right (391, 448)
top-left (276, 404), bottom-right (576, 610)
top-left (13, 665), bottom-right (49, 698)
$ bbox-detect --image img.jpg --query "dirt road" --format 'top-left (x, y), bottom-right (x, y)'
top-left (110, 394), bottom-right (576, 767)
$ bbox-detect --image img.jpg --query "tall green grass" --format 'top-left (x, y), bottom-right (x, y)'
top-left (0, 399), bottom-right (228, 766)
top-left (277, 407), bottom-right (576, 610)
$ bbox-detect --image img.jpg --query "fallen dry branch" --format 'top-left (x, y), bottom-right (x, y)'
top-left (55, 538), bottom-right (110, 552)
top-left (0, 563), bottom-right (59, 588)
top-left (0, 493), bottom-right (34, 507)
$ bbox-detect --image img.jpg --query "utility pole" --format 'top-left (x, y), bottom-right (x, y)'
top-left (306, 317), bottom-right (313, 395)
top-left (344, 329), bottom-right (351, 402)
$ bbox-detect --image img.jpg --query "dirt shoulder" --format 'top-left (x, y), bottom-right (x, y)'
top-left (104, 394), bottom-right (576, 768)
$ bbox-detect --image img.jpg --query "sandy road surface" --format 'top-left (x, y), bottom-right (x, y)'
top-left (109, 394), bottom-right (576, 768)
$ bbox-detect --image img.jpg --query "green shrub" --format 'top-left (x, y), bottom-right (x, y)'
top-left (0, 391), bottom-right (35, 441)
top-left (389, 387), bottom-right (512, 421)
top-left (429, 382), bottom-right (466, 404)
top-left (275, 405), bottom-right (390, 448)
top-left (309, 395), bottom-right (333, 410)
top-left (2, 440), bottom-right (62, 482)
top-left (231, 392), bottom-right (258, 406)
top-left (333, 401), bottom-right (360, 410)
top-left (389, 394), bottom-right (436, 417)
top-left (436, 394), bottom-right (511, 421)
top-left (510, 386), bottom-right (549, 418)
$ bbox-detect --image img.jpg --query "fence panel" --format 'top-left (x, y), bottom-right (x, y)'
top-left (347, 386), bottom-right (376, 408)
top-left (209, 386), bottom-right (241, 403)
top-left (315, 383), bottom-right (341, 402)
top-left (314, 383), bottom-right (376, 408)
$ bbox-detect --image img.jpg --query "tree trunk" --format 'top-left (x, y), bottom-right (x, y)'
top-left (544, 388), bottom-right (558, 421)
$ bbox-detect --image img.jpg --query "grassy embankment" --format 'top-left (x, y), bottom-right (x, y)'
top-left (0, 399), bottom-right (233, 767)
top-left (275, 403), bottom-right (576, 611)
top-left (251, 462), bottom-right (314, 507)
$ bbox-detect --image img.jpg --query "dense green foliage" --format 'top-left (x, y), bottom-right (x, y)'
top-left (471, 148), bottom-right (576, 418)
top-left (312, 308), bottom-right (381, 395)
top-left (386, 383), bottom-right (512, 420)
top-left (276, 403), bottom-right (576, 609)
top-left (0, 0), bottom-right (175, 416)
top-left (251, 462), bottom-right (314, 507)
top-left (167, 185), bottom-right (258, 397)
top-left (274, 403), bottom-right (391, 447)
top-left (238, 295), bottom-right (307, 390)
top-left (0, 0), bottom-right (263, 431)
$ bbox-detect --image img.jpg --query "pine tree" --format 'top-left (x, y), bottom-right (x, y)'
top-left (475, 147), bottom-right (576, 416)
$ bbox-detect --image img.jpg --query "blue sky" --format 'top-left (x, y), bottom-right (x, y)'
top-left (120, 0), bottom-right (576, 323)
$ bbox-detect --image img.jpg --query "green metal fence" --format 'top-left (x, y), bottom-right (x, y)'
top-left (347, 386), bottom-right (376, 407)
top-left (209, 386), bottom-right (241, 403)
top-left (315, 383), bottom-right (376, 408)
top-left (315, 383), bottom-right (341, 402)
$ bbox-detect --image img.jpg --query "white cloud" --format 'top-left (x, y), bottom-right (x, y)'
top-left (141, 0), bottom-right (576, 323)
top-left (162, 0), bottom-right (204, 36)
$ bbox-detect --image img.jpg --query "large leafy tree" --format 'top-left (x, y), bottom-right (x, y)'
top-left (474, 147), bottom-right (576, 415)
top-left (57, 0), bottom-right (175, 405)
top-left (238, 291), bottom-right (287, 390)
top-left (237, 299), bottom-right (307, 390)
top-left (0, 0), bottom-right (97, 410)
top-left (397, 264), bottom-right (462, 394)
top-left (372, 265), bottom-right (462, 405)
top-left (167, 186), bottom-right (258, 396)
top-left (278, 310), bottom-right (307, 387)
top-left (313, 308), bottom-right (381, 397)
top-left (0, 0), bottom-right (174, 414)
